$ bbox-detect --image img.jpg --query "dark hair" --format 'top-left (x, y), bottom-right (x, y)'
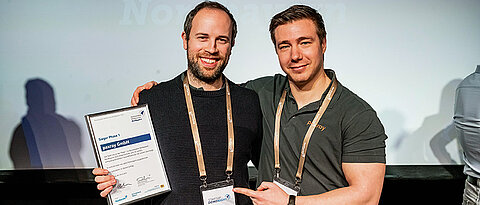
top-left (183, 1), bottom-right (237, 44)
top-left (269, 5), bottom-right (326, 46)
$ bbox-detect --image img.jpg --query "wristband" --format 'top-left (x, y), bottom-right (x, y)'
top-left (288, 195), bottom-right (296, 205)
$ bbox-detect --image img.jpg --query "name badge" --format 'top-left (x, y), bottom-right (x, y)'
top-left (273, 176), bottom-right (300, 196)
top-left (200, 179), bottom-right (235, 205)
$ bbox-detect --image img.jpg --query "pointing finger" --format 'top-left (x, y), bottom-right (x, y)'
top-left (259, 181), bottom-right (277, 189)
top-left (233, 188), bottom-right (257, 197)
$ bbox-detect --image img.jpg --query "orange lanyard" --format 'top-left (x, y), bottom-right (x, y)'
top-left (274, 77), bottom-right (338, 185)
top-left (183, 75), bottom-right (234, 185)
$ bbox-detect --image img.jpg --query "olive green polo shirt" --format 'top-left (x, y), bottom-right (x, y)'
top-left (244, 69), bottom-right (387, 195)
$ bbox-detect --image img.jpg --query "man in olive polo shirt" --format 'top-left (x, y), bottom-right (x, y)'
top-left (237, 68), bottom-right (386, 204)
top-left (132, 4), bottom-right (386, 205)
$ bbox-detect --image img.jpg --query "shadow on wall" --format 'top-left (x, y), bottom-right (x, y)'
top-left (9, 79), bottom-right (83, 169)
top-left (389, 79), bottom-right (463, 164)
top-left (379, 109), bottom-right (408, 163)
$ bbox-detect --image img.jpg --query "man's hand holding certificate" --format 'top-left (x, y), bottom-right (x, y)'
top-left (86, 105), bottom-right (170, 205)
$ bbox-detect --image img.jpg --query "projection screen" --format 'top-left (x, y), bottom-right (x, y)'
top-left (1, 0), bottom-right (479, 169)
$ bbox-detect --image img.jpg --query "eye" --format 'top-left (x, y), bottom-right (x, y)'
top-left (278, 44), bottom-right (290, 50)
top-left (197, 36), bottom-right (208, 41)
top-left (217, 38), bottom-right (228, 44)
top-left (300, 41), bottom-right (311, 45)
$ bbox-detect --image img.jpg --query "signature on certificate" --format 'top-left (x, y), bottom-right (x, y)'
top-left (112, 179), bottom-right (132, 194)
top-left (117, 182), bottom-right (132, 189)
top-left (137, 175), bottom-right (153, 186)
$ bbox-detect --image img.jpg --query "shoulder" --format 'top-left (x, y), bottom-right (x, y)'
top-left (244, 74), bottom-right (287, 92)
top-left (229, 80), bottom-right (260, 105)
top-left (335, 84), bottom-right (387, 162)
top-left (139, 75), bottom-right (181, 103)
top-left (337, 84), bottom-right (373, 111)
top-left (458, 72), bottom-right (480, 89)
top-left (334, 83), bottom-right (380, 125)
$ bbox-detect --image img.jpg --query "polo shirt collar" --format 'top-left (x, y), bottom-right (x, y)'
top-left (284, 69), bottom-right (342, 112)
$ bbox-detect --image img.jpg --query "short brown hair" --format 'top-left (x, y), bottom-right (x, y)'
top-left (269, 5), bottom-right (326, 46)
top-left (183, 1), bottom-right (237, 44)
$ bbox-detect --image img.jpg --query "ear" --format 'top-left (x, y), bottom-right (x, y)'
top-left (181, 32), bottom-right (188, 50)
top-left (321, 38), bottom-right (327, 54)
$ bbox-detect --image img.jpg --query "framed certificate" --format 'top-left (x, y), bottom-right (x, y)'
top-left (85, 104), bottom-right (170, 205)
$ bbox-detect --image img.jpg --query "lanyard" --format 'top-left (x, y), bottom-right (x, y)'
top-left (274, 76), bottom-right (338, 186)
top-left (183, 75), bottom-right (235, 185)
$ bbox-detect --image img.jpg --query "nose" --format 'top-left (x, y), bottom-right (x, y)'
top-left (290, 45), bottom-right (302, 62)
top-left (205, 39), bottom-right (218, 54)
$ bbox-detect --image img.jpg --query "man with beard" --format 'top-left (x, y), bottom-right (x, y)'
top-left (93, 2), bottom-right (262, 204)
top-left (131, 4), bottom-right (386, 205)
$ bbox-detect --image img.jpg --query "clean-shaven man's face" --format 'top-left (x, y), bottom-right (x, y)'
top-left (274, 18), bottom-right (326, 86)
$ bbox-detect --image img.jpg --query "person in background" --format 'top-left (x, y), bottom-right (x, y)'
top-left (454, 65), bottom-right (480, 205)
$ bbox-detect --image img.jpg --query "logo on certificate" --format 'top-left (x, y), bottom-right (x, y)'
top-left (114, 195), bottom-right (127, 203)
top-left (131, 110), bottom-right (144, 122)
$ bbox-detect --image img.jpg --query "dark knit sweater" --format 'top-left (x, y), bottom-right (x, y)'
top-left (138, 73), bottom-right (262, 204)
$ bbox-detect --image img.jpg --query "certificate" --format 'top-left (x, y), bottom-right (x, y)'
top-left (85, 104), bottom-right (170, 205)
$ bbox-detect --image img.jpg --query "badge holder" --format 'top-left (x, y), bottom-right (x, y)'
top-left (200, 173), bottom-right (235, 205)
top-left (272, 169), bottom-right (300, 196)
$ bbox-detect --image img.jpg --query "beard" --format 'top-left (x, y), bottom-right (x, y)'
top-left (187, 50), bottom-right (228, 84)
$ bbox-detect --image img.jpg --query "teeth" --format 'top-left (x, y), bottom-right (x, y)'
top-left (201, 58), bottom-right (216, 64)
top-left (291, 65), bottom-right (306, 69)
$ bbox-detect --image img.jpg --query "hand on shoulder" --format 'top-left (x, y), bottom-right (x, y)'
top-left (131, 81), bottom-right (158, 106)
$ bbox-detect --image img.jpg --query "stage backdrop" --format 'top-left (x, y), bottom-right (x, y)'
top-left (1, 0), bottom-right (479, 169)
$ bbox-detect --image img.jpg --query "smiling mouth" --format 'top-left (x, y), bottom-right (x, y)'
top-left (289, 64), bottom-right (308, 71)
top-left (200, 57), bottom-right (219, 68)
